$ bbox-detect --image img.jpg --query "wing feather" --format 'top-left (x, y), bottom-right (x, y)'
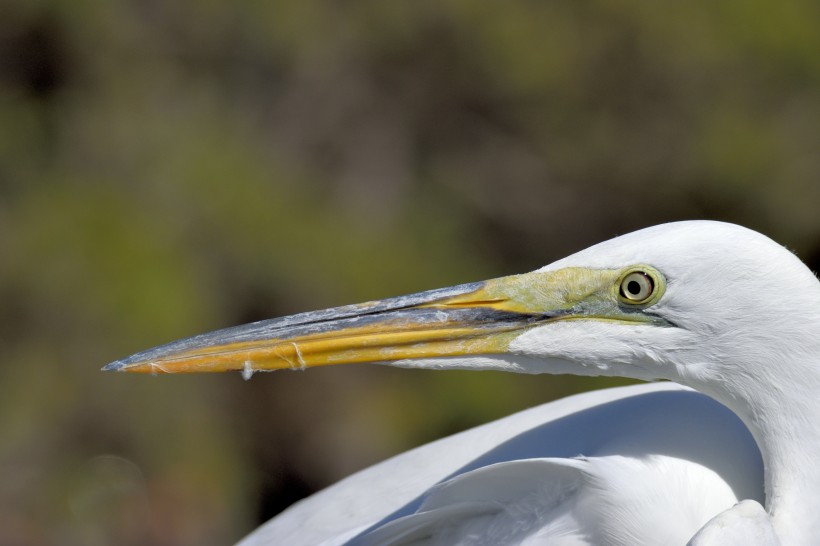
top-left (238, 383), bottom-right (762, 546)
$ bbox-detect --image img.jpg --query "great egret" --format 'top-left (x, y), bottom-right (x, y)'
top-left (104, 221), bottom-right (820, 545)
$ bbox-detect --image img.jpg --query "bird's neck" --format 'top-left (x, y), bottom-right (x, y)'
top-left (696, 355), bottom-right (820, 546)
top-left (753, 391), bottom-right (820, 545)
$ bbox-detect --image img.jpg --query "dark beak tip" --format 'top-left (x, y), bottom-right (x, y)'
top-left (101, 360), bottom-right (128, 372)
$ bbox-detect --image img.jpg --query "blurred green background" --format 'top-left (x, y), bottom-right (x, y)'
top-left (1, 1), bottom-right (818, 544)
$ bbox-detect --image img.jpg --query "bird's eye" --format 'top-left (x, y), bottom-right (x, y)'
top-left (619, 271), bottom-right (654, 303)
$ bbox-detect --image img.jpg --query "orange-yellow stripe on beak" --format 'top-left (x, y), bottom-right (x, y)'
top-left (114, 326), bottom-right (526, 375)
top-left (103, 274), bottom-right (560, 374)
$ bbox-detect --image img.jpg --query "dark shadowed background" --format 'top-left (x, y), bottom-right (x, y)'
top-left (1, 1), bottom-right (818, 544)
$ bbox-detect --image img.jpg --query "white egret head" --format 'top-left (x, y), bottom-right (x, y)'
top-left (105, 221), bottom-right (820, 405)
top-left (507, 222), bottom-right (820, 395)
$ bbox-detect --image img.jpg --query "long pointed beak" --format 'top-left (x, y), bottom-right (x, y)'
top-left (103, 267), bottom-right (658, 375)
top-left (103, 272), bottom-right (571, 374)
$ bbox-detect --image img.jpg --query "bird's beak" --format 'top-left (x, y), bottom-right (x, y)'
top-left (103, 267), bottom-right (660, 374)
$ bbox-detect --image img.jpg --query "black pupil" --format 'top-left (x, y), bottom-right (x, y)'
top-left (627, 280), bottom-right (642, 295)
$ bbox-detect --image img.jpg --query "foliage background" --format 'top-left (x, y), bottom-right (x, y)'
top-left (1, 1), bottom-right (818, 544)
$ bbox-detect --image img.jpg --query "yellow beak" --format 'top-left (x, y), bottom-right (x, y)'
top-left (103, 277), bottom-right (553, 374)
top-left (103, 267), bottom-right (664, 374)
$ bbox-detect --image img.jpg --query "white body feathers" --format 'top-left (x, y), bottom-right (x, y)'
top-left (240, 383), bottom-right (764, 545)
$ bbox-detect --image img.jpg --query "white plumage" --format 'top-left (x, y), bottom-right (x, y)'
top-left (109, 221), bottom-right (820, 545)
top-left (243, 383), bottom-right (762, 546)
